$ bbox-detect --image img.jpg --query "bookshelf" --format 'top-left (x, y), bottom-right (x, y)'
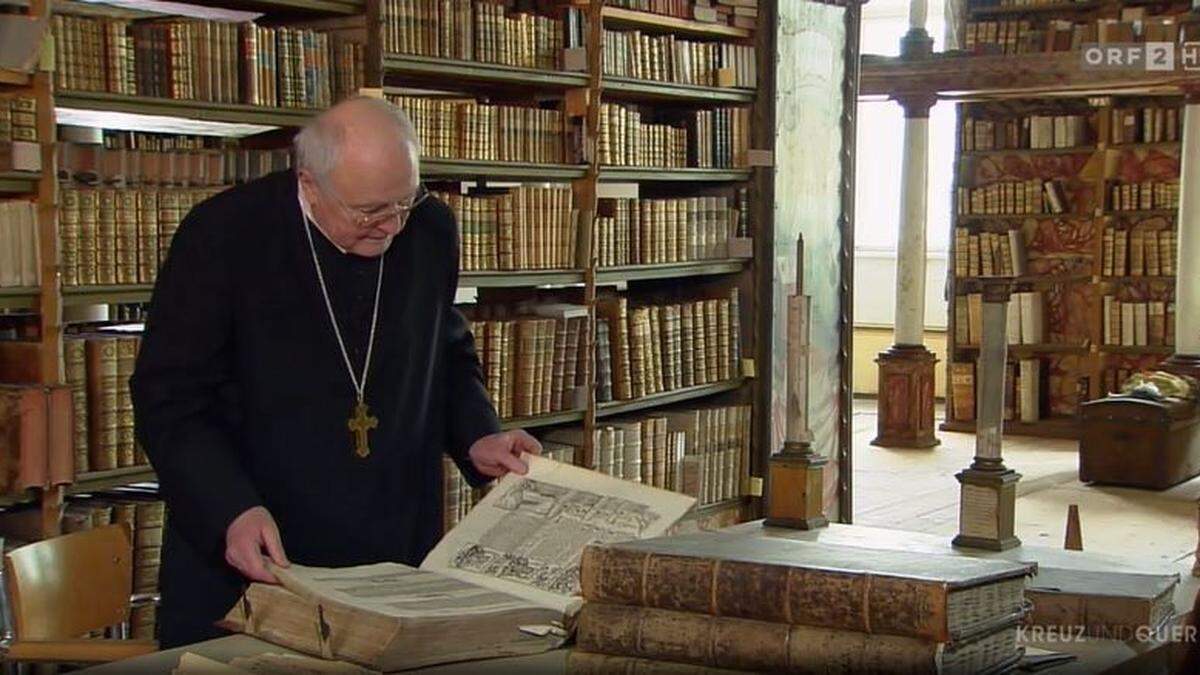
top-left (1, 0), bottom-right (773, 551)
top-left (945, 95), bottom-right (1182, 439)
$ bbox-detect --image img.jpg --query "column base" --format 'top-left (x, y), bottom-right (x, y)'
top-left (764, 443), bottom-right (829, 530)
top-left (1161, 353), bottom-right (1200, 381)
top-left (872, 345), bottom-right (940, 449)
top-left (952, 466), bottom-right (1021, 552)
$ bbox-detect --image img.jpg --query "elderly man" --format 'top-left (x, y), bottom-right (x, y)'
top-left (131, 97), bottom-right (540, 648)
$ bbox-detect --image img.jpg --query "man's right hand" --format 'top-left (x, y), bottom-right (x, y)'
top-left (225, 506), bottom-right (290, 583)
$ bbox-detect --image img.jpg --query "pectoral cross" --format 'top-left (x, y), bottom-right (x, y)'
top-left (347, 399), bottom-right (378, 458)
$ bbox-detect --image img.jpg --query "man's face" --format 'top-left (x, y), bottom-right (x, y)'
top-left (301, 141), bottom-right (421, 258)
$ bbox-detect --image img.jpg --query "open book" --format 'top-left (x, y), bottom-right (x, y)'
top-left (222, 455), bottom-right (696, 671)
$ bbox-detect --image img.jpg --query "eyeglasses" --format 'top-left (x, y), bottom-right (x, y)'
top-left (320, 181), bottom-right (430, 229)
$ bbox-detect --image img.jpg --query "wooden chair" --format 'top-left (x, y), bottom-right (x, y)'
top-left (0, 524), bottom-right (158, 663)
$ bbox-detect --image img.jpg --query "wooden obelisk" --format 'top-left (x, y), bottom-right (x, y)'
top-left (765, 235), bottom-right (828, 529)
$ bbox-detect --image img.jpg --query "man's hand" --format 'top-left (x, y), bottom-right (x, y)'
top-left (225, 506), bottom-right (290, 583)
top-left (468, 429), bottom-right (542, 478)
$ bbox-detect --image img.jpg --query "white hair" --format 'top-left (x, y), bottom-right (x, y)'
top-left (293, 96), bottom-right (421, 179)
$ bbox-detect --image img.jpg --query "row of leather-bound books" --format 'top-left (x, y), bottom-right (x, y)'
top-left (464, 303), bottom-right (590, 420)
top-left (1108, 181), bottom-right (1179, 212)
top-left (434, 186), bottom-right (579, 271)
top-left (960, 113), bottom-right (1089, 152)
top-left (601, 29), bottom-right (757, 89)
top-left (608, 0), bottom-right (761, 31)
top-left (573, 530), bottom-right (1031, 673)
top-left (949, 360), bottom-right (1043, 424)
top-left (57, 137), bottom-right (294, 190)
top-left (1102, 297), bottom-right (1176, 348)
top-left (0, 199), bottom-right (39, 289)
top-left (57, 186), bottom-right (223, 287)
top-left (0, 94), bottom-right (37, 143)
top-left (595, 291), bottom-right (741, 403)
top-left (964, 14), bottom-right (1183, 57)
top-left (61, 491), bottom-right (164, 640)
top-left (953, 291), bottom-right (1044, 347)
top-left (545, 404), bottom-right (752, 506)
top-left (1110, 105), bottom-right (1181, 145)
top-left (380, 0), bottom-right (581, 70)
top-left (953, 227), bottom-right (1027, 278)
top-left (956, 178), bottom-right (1069, 216)
top-left (63, 333), bottom-right (148, 476)
top-left (1102, 226), bottom-right (1177, 277)
top-left (441, 402), bottom-right (751, 533)
top-left (598, 104), bottom-right (751, 169)
top-left (593, 193), bottom-right (746, 268)
top-left (388, 95), bottom-right (570, 165)
top-left (51, 12), bottom-right (364, 109)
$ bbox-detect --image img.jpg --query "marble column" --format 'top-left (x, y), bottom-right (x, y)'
top-left (872, 92), bottom-right (940, 449)
top-left (1164, 89), bottom-right (1200, 379)
top-left (953, 281), bottom-right (1021, 551)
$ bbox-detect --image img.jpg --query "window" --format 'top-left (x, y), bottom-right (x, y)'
top-left (855, 0), bottom-right (953, 255)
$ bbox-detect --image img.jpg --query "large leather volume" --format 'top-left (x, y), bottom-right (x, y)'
top-left (576, 603), bottom-right (937, 674)
top-left (581, 545), bottom-right (950, 643)
top-left (85, 336), bottom-right (120, 472)
top-left (0, 385), bottom-right (47, 495)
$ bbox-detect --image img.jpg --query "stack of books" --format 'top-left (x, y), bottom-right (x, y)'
top-left (63, 333), bottom-right (148, 475)
top-left (965, 14), bottom-right (1181, 56)
top-left (434, 185), bottom-right (578, 272)
top-left (601, 29), bottom-right (756, 88)
top-left (1102, 226), bottom-right (1176, 277)
top-left (1110, 106), bottom-right (1180, 144)
top-left (58, 132), bottom-right (293, 188)
top-left (0, 199), bottom-right (38, 289)
top-left (608, 0), bottom-right (760, 32)
top-left (953, 227), bottom-right (1027, 277)
top-left (953, 290), bottom-right (1043, 347)
top-left (956, 179), bottom-right (1069, 216)
top-left (593, 195), bottom-right (740, 267)
top-left (389, 95), bottom-right (570, 164)
top-left (598, 104), bottom-right (751, 169)
top-left (961, 113), bottom-right (1089, 151)
top-left (1108, 181), bottom-right (1179, 211)
top-left (1102, 297), bottom-right (1175, 347)
top-left (575, 532), bottom-right (1031, 673)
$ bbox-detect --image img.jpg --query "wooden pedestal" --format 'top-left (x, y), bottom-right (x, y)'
top-left (1079, 396), bottom-right (1200, 490)
top-left (872, 345), bottom-right (939, 449)
top-left (764, 444), bottom-right (828, 530)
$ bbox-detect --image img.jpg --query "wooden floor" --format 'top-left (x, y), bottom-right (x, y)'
top-left (852, 399), bottom-right (1200, 579)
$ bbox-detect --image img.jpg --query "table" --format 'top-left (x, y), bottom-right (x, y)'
top-left (79, 635), bottom-right (568, 674)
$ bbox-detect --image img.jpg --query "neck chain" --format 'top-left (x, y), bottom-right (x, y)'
top-left (301, 210), bottom-right (386, 458)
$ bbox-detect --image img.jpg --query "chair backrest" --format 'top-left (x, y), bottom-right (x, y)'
top-left (3, 524), bottom-right (133, 640)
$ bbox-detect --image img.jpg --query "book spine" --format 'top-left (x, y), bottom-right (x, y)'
top-left (579, 547), bottom-right (952, 642)
top-left (576, 603), bottom-right (941, 673)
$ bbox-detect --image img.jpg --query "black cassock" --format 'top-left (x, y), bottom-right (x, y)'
top-left (130, 169), bottom-right (498, 648)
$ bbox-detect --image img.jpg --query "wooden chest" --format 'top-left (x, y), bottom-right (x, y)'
top-left (1079, 397), bottom-right (1200, 490)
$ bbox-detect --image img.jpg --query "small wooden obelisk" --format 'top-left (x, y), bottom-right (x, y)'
top-left (765, 234), bottom-right (828, 530)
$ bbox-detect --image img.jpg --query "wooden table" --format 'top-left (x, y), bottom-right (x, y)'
top-left (79, 635), bottom-right (568, 674)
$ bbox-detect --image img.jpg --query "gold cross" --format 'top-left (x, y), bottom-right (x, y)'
top-left (347, 400), bottom-right (378, 458)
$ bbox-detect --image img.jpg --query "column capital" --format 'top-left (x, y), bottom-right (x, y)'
top-left (893, 92), bottom-right (938, 118)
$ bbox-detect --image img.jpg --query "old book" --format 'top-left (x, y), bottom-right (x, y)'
top-left (1144, 230), bottom-right (1160, 276)
top-left (1102, 296), bottom-right (1115, 345)
top-left (1018, 359), bottom-right (1040, 423)
top-left (1026, 568), bottom-right (1176, 638)
top-left (63, 338), bottom-right (90, 475)
top-left (568, 651), bottom-right (745, 675)
top-left (1018, 292), bottom-right (1044, 344)
top-left (229, 455), bottom-right (695, 670)
top-left (1148, 301), bottom-right (1166, 346)
top-left (1129, 227), bottom-right (1145, 276)
top-left (967, 293), bottom-right (983, 346)
top-left (115, 336), bottom-right (139, 467)
top-left (1134, 302), bottom-right (1148, 347)
top-left (1102, 227), bottom-right (1114, 277)
top-left (85, 336), bottom-right (120, 472)
top-left (1005, 296), bottom-right (1021, 346)
top-left (577, 602), bottom-right (1021, 674)
top-left (580, 531), bottom-right (1031, 643)
top-left (1113, 228), bottom-right (1128, 276)
top-left (950, 362), bottom-right (975, 422)
top-left (1121, 302), bottom-right (1136, 346)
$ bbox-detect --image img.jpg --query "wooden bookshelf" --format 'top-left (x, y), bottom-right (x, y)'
top-left (0, 0), bottom-right (777, 542)
top-left (68, 466), bottom-right (158, 496)
top-left (0, 68), bottom-right (31, 87)
top-left (941, 417), bottom-right (1080, 439)
top-left (0, 287), bottom-right (39, 310)
top-left (601, 6), bottom-right (752, 39)
top-left (944, 96), bottom-right (1182, 439)
top-left (603, 77), bottom-right (756, 104)
top-left (967, 0), bottom-right (1102, 17)
top-left (55, 91), bottom-right (320, 128)
top-left (861, 51), bottom-right (1198, 100)
top-left (597, 379), bottom-right (746, 418)
top-left (423, 159), bottom-right (589, 181)
top-left (0, 171), bottom-right (41, 195)
top-left (382, 55), bottom-right (589, 89)
top-left (962, 145), bottom-right (1096, 157)
top-left (600, 167), bottom-right (754, 182)
top-left (595, 260), bottom-right (747, 283)
top-left (499, 409), bottom-right (585, 432)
